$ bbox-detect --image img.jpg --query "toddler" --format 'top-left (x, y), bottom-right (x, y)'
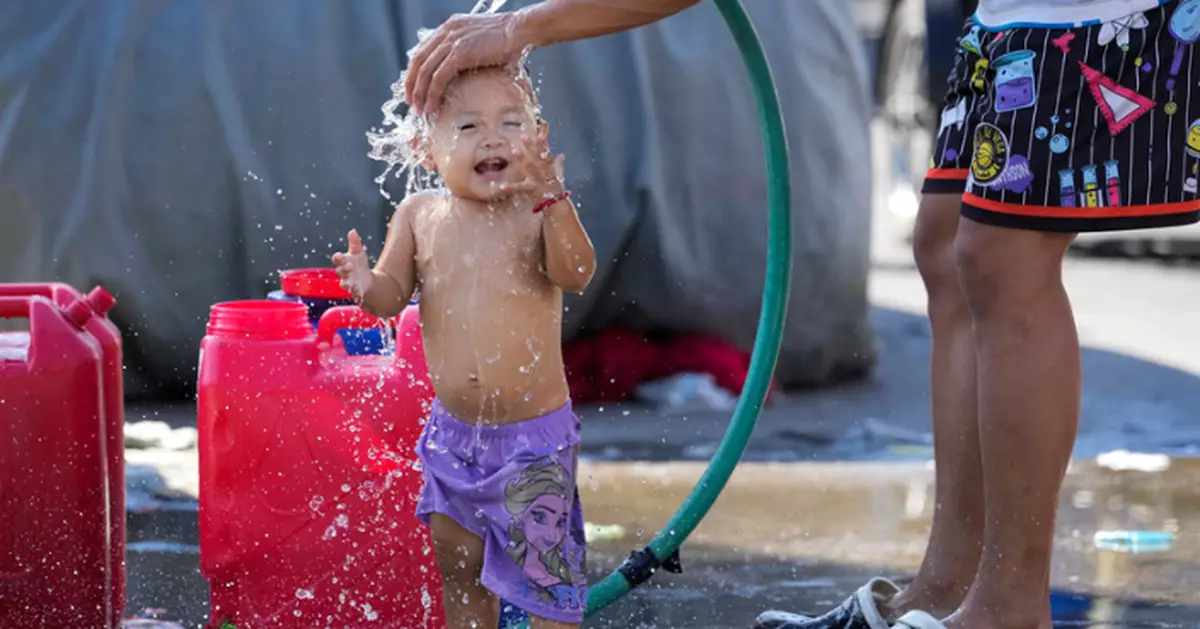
top-left (333, 64), bottom-right (595, 629)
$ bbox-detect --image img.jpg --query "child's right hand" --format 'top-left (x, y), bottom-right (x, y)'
top-left (331, 229), bottom-right (373, 303)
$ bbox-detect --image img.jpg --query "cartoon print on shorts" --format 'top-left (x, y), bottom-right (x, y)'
top-left (1080, 62), bottom-right (1155, 135)
top-left (1059, 161), bottom-right (1124, 208)
top-left (971, 123), bottom-right (1009, 186)
top-left (1057, 169), bottom-right (1078, 207)
top-left (1185, 119), bottom-right (1200, 192)
top-left (1166, 0), bottom-right (1200, 97)
top-left (993, 50), bottom-right (1037, 113)
top-left (970, 123), bottom-right (1034, 193)
top-left (1051, 32), bottom-right (1076, 54)
top-left (959, 25), bottom-right (983, 56)
top-left (939, 99), bottom-right (967, 138)
top-left (505, 458), bottom-right (587, 611)
top-left (1098, 12), bottom-right (1149, 48)
top-left (971, 58), bottom-right (990, 92)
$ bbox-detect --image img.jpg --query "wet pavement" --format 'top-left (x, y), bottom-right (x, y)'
top-left (117, 247), bottom-right (1200, 628)
top-left (123, 457), bottom-right (1200, 628)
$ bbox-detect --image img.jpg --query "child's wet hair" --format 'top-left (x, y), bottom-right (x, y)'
top-left (366, 61), bottom-right (541, 196)
top-left (437, 62), bottom-right (541, 118)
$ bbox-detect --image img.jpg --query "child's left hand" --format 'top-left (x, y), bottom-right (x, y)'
top-left (498, 135), bottom-right (566, 204)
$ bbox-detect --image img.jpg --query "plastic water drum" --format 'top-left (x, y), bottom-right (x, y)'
top-left (0, 294), bottom-right (119, 627)
top-left (198, 300), bottom-right (443, 628)
top-left (0, 283), bottom-right (125, 621)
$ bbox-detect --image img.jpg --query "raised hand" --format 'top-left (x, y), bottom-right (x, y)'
top-left (491, 134), bottom-right (566, 203)
top-left (331, 229), bottom-right (373, 303)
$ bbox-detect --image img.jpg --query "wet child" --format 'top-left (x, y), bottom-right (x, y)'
top-left (332, 64), bottom-right (595, 629)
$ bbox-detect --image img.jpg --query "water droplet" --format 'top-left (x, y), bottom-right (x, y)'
top-left (296, 588), bottom-right (314, 599)
top-left (576, 265), bottom-right (586, 273)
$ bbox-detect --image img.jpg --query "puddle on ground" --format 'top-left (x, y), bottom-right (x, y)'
top-left (125, 458), bottom-right (1200, 627)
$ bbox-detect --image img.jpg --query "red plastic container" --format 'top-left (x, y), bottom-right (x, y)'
top-left (0, 294), bottom-right (119, 627)
top-left (198, 300), bottom-right (444, 628)
top-left (0, 283), bottom-right (125, 622)
top-left (279, 268), bottom-right (352, 300)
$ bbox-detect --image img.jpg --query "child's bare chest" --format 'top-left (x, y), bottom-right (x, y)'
top-left (413, 209), bottom-right (544, 290)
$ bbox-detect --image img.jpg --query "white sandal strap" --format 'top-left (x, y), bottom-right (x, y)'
top-left (854, 577), bottom-right (901, 629)
top-left (894, 610), bottom-right (947, 629)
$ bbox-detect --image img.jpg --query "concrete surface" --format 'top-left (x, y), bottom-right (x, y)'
top-left (120, 245), bottom-right (1200, 627)
top-left (123, 459), bottom-right (1200, 628)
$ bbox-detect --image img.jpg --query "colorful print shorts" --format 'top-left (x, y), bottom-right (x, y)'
top-left (926, 1), bottom-right (1200, 232)
top-left (415, 399), bottom-right (587, 624)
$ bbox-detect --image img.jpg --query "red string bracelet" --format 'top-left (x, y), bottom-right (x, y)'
top-left (532, 191), bottom-right (571, 214)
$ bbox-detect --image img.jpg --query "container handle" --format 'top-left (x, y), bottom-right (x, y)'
top-left (317, 305), bottom-right (387, 346)
top-left (0, 284), bottom-right (54, 299)
top-left (0, 296), bottom-right (32, 319)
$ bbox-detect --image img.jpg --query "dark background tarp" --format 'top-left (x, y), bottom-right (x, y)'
top-left (0, 0), bottom-right (876, 401)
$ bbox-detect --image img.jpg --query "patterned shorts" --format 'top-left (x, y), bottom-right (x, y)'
top-left (926, 1), bottom-right (1200, 232)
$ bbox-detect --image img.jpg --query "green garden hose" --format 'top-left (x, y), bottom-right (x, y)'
top-left (519, 0), bottom-right (793, 624)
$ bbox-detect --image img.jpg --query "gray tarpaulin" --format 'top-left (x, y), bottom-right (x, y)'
top-left (0, 0), bottom-right (875, 400)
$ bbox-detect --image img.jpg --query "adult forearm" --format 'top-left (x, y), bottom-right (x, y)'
top-left (514, 0), bottom-right (701, 49)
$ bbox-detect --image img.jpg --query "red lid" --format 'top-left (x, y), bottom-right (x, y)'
top-left (279, 268), bottom-right (351, 300)
top-left (65, 298), bottom-right (94, 328)
top-left (86, 286), bottom-right (116, 316)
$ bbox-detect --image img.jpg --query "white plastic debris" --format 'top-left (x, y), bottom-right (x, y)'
top-left (635, 373), bottom-right (736, 411)
top-left (1096, 449), bottom-right (1171, 473)
top-left (125, 420), bottom-right (198, 450)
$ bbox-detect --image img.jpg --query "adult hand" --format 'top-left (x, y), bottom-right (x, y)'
top-left (405, 12), bottom-right (528, 117)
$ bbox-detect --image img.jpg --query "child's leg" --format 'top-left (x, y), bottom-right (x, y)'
top-left (429, 513), bottom-right (500, 629)
top-left (528, 616), bottom-right (579, 629)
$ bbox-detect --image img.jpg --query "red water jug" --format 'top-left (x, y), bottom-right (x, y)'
top-left (198, 300), bottom-right (444, 628)
top-left (0, 294), bottom-right (119, 627)
top-left (0, 283), bottom-right (125, 622)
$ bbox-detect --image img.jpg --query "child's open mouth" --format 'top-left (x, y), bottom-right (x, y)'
top-left (474, 157), bottom-right (509, 176)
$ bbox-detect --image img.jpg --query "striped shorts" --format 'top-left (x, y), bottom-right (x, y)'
top-left (926, 1), bottom-right (1200, 232)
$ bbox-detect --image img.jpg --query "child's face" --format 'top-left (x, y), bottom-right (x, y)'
top-left (424, 69), bottom-right (544, 203)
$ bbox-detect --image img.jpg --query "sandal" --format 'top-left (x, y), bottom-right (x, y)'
top-left (753, 577), bottom-right (902, 629)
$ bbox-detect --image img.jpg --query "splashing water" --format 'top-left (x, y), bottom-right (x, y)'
top-left (469, 0), bottom-right (508, 13)
top-left (366, 0), bottom-right (533, 204)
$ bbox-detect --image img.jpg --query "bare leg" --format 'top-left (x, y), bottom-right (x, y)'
top-left (430, 513), bottom-right (501, 629)
top-left (529, 616), bottom-right (580, 629)
top-left (885, 192), bottom-right (984, 619)
top-left (944, 218), bottom-right (1078, 629)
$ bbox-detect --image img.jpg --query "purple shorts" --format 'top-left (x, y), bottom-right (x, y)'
top-left (414, 399), bottom-right (588, 623)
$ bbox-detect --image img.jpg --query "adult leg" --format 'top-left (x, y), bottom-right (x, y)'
top-left (753, 191), bottom-right (982, 629)
top-left (884, 192), bottom-right (983, 619)
top-left (942, 218), bottom-right (1079, 629)
top-left (430, 513), bottom-right (501, 629)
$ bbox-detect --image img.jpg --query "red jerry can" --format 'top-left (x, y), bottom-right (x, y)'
top-left (0, 283), bottom-right (125, 622)
top-left (198, 300), bottom-right (444, 628)
top-left (0, 294), bottom-right (120, 627)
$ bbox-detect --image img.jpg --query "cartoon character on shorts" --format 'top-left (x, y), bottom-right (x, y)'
top-left (505, 458), bottom-right (587, 609)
